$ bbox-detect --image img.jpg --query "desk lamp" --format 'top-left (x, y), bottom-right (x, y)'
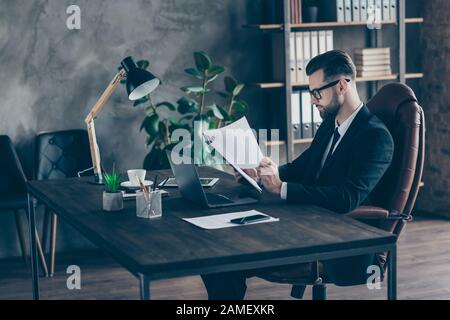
top-left (84, 56), bottom-right (160, 184)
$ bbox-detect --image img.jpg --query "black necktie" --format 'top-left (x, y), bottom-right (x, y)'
top-left (323, 127), bottom-right (341, 168)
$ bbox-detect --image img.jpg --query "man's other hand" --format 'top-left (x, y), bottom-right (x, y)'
top-left (234, 168), bottom-right (258, 184)
top-left (258, 157), bottom-right (282, 195)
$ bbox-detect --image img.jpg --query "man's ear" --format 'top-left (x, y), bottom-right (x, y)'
top-left (338, 78), bottom-right (349, 95)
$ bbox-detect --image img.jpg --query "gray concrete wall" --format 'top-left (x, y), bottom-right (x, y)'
top-left (0, 0), bottom-right (266, 258)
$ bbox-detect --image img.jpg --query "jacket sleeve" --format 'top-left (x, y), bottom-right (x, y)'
top-left (285, 128), bottom-right (394, 213)
top-left (278, 147), bottom-right (312, 182)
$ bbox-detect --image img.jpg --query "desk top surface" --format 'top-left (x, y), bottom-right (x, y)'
top-left (28, 167), bottom-right (395, 277)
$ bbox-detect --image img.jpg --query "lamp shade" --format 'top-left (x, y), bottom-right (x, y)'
top-left (121, 56), bottom-right (160, 101)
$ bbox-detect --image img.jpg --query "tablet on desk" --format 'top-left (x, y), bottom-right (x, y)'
top-left (159, 177), bottom-right (219, 188)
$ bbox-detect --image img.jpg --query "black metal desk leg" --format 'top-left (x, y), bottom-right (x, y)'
top-left (388, 245), bottom-right (397, 300)
top-left (139, 274), bottom-right (150, 300)
top-left (27, 194), bottom-right (40, 300)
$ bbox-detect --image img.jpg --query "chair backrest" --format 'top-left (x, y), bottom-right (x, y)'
top-left (366, 83), bottom-right (425, 235)
top-left (0, 135), bottom-right (27, 196)
top-left (35, 129), bottom-right (91, 180)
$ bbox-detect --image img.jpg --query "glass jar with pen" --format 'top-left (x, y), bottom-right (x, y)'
top-left (136, 176), bottom-right (165, 219)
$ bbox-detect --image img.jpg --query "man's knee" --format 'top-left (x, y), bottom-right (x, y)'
top-left (201, 271), bottom-right (247, 300)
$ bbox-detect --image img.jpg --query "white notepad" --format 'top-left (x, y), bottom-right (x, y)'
top-left (183, 210), bottom-right (279, 230)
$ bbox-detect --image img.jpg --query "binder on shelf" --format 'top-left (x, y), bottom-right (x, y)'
top-left (344, 0), bottom-right (352, 22)
top-left (337, 0), bottom-right (345, 22)
top-left (360, 0), bottom-right (368, 21)
top-left (291, 33), bottom-right (297, 83)
top-left (311, 31), bottom-right (319, 59)
top-left (326, 30), bottom-right (334, 51)
top-left (382, 0), bottom-right (390, 20)
top-left (375, 0), bottom-right (383, 21)
top-left (302, 31), bottom-right (311, 83)
top-left (318, 30), bottom-right (327, 54)
top-left (312, 103), bottom-right (322, 136)
top-left (352, 0), bottom-right (361, 21)
top-left (295, 32), bottom-right (303, 83)
top-left (390, 0), bottom-right (397, 21)
top-left (300, 91), bottom-right (313, 138)
top-left (291, 92), bottom-right (301, 139)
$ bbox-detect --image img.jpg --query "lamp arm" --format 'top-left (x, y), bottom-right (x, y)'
top-left (85, 69), bottom-right (126, 180)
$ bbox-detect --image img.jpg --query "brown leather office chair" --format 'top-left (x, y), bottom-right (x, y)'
top-left (272, 83), bottom-right (425, 299)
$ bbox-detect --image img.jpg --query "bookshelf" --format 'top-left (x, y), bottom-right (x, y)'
top-left (245, 0), bottom-right (424, 161)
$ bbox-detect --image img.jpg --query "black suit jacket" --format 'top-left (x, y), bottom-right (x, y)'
top-left (279, 105), bottom-right (394, 214)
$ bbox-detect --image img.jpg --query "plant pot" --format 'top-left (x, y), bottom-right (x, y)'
top-left (304, 6), bottom-right (319, 23)
top-left (103, 191), bottom-right (123, 211)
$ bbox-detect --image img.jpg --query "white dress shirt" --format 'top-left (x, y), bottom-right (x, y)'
top-left (280, 103), bottom-right (364, 200)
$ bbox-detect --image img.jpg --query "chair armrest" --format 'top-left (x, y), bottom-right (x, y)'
top-left (345, 206), bottom-right (390, 220)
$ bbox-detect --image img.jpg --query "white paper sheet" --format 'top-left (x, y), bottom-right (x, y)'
top-left (203, 117), bottom-right (263, 193)
top-left (183, 210), bottom-right (279, 230)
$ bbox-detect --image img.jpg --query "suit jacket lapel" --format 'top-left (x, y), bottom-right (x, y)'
top-left (307, 118), bottom-right (334, 180)
top-left (319, 105), bottom-right (371, 174)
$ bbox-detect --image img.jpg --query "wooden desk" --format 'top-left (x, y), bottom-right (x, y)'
top-left (26, 167), bottom-right (397, 300)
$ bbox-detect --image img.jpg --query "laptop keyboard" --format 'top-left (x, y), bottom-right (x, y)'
top-left (205, 193), bottom-right (234, 205)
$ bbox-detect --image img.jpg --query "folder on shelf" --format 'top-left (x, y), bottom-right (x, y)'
top-left (291, 92), bottom-right (301, 139)
top-left (390, 0), bottom-right (397, 21)
top-left (312, 103), bottom-right (322, 136)
top-left (290, 33), bottom-right (297, 83)
top-left (301, 91), bottom-right (313, 138)
top-left (360, 0), bottom-right (368, 21)
top-left (302, 31), bottom-right (311, 83)
top-left (382, 0), bottom-right (390, 20)
top-left (337, 0), bottom-right (345, 22)
top-left (295, 32), bottom-right (304, 83)
top-left (344, 0), bottom-right (352, 22)
top-left (375, 0), bottom-right (383, 21)
top-left (318, 30), bottom-right (327, 54)
top-left (311, 31), bottom-right (319, 59)
top-left (352, 0), bottom-right (361, 21)
top-left (326, 30), bottom-right (334, 51)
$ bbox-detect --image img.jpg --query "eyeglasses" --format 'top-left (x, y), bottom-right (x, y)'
top-left (309, 79), bottom-right (351, 100)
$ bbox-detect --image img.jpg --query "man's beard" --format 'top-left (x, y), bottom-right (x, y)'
top-left (319, 92), bottom-right (341, 120)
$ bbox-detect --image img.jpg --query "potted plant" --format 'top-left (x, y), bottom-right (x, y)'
top-left (121, 51), bottom-right (250, 170)
top-left (103, 166), bottom-right (123, 211)
top-left (303, 0), bottom-right (319, 23)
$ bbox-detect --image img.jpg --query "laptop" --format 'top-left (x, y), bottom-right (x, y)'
top-left (166, 151), bottom-right (259, 208)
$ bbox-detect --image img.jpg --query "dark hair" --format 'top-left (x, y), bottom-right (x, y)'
top-left (306, 50), bottom-right (356, 81)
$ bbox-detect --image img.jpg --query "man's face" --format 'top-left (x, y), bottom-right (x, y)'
top-left (309, 69), bottom-right (342, 120)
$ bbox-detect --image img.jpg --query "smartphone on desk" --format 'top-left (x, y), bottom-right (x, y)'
top-left (230, 214), bottom-right (271, 225)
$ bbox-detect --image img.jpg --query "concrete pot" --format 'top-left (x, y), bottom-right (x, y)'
top-left (103, 191), bottom-right (123, 211)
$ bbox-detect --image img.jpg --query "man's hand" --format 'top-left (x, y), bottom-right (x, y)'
top-left (258, 157), bottom-right (282, 195)
top-left (233, 168), bottom-right (259, 184)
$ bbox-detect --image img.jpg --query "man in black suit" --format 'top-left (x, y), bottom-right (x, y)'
top-left (201, 50), bottom-right (394, 299)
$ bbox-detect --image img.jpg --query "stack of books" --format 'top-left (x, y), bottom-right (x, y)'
top-left (354, 47), bottom-right (392, 78)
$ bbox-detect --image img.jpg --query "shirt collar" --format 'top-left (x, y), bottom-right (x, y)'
top-left (335, 103), bottom-right (364, 136)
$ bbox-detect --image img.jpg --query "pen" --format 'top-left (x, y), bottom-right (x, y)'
top-left (159, 177), bottom-right (170, 189)
top-left (153, 175), bottom-right (158, 192)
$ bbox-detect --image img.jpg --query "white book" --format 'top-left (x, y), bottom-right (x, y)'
top-left (326, 30), bottom-right (334, 52)
top-left (352, 0), bottom-right (361, 21)
top-left (360, 0), bottom-right (368, 21)
top-left (295, 32), bottom-right (303, 83)
top-left (290, 33), bottom-right (297, 83)
top-left (302, 31), bottom-right (311, 83)
top-left (312, 102), bottom-right (322, 135)
top-left (354, 53), bottom-right (391, 60)
top-left (344, 0), bottom-right (352, 22)
top-left (355, 59), bottom-right (391, 66)
top-left (390, 0), bottom-right (397, 21)
top-left (318, 30), bottom-right (327, 54)
top-left (354, 47), bottom-right (390, 55)
top-left (310, 31), bottom-right (319, 59)
top-left (358, 70), bottom-right (393, 77)
top-left (356, 65), bottom-right (392, 71)
top-left (382, 0), bottom-right (390, 20)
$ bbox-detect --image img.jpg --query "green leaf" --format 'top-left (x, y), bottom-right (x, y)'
top-left (206, 74), bottom-right (219, 83)
top-left (184, 68), bottom-right (203, 79)
top-left (136, 60), bottom-right (149, 70)
top-left (133, 96), bottom-right (149, 107)
top-left (233, 84), bottom-right (245, 96)
top-left (207, 104), bottom-right (229, 121)
top-left (156, 102), bottom-right (176, 111)
top-left (194, 51), bottom-right (212, 72)
top-left (224, 76), bottom-right (237, 93)
top-left (181, 86), bottom-right (210, 95)
top-left (169, 118), bottom-right (191, 130)
top-left (177, 97), bottom-right (198, 114)
top-left (216, 91), bottom-right (229, 99)
top-left (180, 114), bottom-right (195, 122)
top-left (232, 100), bottom-right (249, 115)
top-left (208, 65), bottom-right (225, 77)
top-left (141, 114), bottom-right (160, 136)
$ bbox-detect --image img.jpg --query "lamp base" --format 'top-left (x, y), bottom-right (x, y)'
top-left (88, 174), bottom-right (104, 185)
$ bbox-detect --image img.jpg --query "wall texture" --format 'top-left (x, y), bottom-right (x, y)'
top-left (416, 0), bottom-right (450, 218)
top-left (0, 0), bottom-right (266, 258)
